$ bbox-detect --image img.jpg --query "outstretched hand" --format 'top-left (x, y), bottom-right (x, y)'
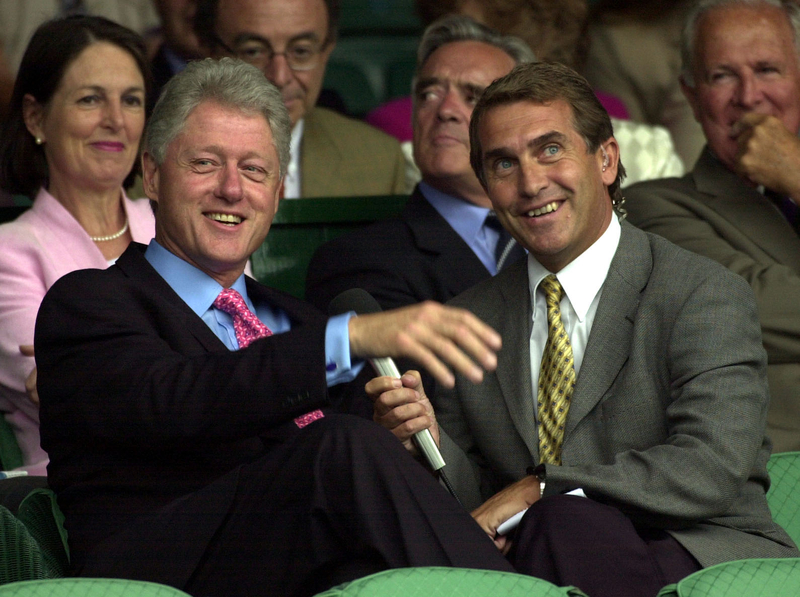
top-left (348, 301), bottom-right (501, 389)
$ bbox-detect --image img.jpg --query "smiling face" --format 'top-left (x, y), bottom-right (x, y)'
top-left (24, 41), bottom-right (146, 197)
top-left (412, 40), bottom-right (516, 206)
top-left (478, 99), bottom-right (617, 272)
top-left (213, 0), bottom-right (333, 127)
top-left (683, 3), bottom-right (800, 171)
top-left (143, 100), bottom-right (282, 287)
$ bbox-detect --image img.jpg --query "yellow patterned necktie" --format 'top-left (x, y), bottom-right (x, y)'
top-left (537, 275), bottom-right (576, 465)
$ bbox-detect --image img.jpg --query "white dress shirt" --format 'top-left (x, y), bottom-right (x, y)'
top-left (282, 119), bottom-right (304, 199)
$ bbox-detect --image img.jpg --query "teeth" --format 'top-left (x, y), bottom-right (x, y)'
top-left (526, 201), bottom-right (559, 217)
top-left (207, 213), bottom-right (242, 225)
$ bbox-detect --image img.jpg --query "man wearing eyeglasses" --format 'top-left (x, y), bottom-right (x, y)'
top-left (193, 0), bottom-right (407, 198)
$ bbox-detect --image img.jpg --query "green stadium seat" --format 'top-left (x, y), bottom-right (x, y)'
top-left (251, 195), bottom-right (408, 299)
top-left (314, 566), bottom-right (588, 597)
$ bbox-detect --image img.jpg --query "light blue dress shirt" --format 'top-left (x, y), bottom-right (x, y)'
top-left (144, 240), bottom-right (361, 386)
top-left (419, 181), bottom-right (501, 275)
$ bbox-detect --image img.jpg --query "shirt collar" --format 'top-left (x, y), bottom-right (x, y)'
top-left (528, 215), bottom-right (621, 322)
top-left (282, 118), bottom-right (304, 199)
top-left (144, 239), bottom-right (251, 317)
top-left (419, 181), bottom-right (491, 242)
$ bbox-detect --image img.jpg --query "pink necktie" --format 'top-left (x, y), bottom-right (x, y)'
top-left (213, 288), bottom-right (324, 428)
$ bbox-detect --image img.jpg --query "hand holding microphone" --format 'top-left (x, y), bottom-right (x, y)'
top-left (330, 289), bottom-right (501, 472)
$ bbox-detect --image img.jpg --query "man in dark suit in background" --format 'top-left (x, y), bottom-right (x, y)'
top-left (149, 0), bottom-right (206, 106)
top-left (625, 0), bottom-right (800, 452)
top-left (193, 0), bottom-right (406, 198)
top-left (306, 16), bottom-right (534, 313)
top-left (35, 58), bottom-right (517, 597)
top-left (368, 61), bottom-right (798, 597)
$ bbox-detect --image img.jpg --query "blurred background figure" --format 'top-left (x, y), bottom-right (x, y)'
top-left (149, 0), bottom-right (207, 106)
top-left (0, 16), bottom-right (156, 475)
top-left (583, 0), bottom-right (704, 167)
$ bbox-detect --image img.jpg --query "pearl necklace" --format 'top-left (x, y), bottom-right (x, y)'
top-left (90, 217), bottom-right (129, 242)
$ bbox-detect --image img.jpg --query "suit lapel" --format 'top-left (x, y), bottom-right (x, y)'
top-left (115, 244), bottom-right (230, 352)
top-left (492, 261), bottom-right (539, 458)
top-left (566, 223), bottom-right (649, 436)
top-left (404, 187), bottom-right (493, 297)
top-left (692, 148), bottom-right (800, 269)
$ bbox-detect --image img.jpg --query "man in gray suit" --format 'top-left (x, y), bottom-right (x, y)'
top-left (368, 61), bottom-right (798, 597)
top-left (625, 0), bottom-right (800, 453)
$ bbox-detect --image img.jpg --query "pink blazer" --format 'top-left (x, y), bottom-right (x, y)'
top-left (0, 187), bottom-right (155, 474)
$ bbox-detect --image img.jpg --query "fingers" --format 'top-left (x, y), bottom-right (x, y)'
top-left (349, 301), bottom-right (501, 389)
top-left (368, 371), bottom-right (439, 449)
top-left (19, 344), bottom-right (35, 357)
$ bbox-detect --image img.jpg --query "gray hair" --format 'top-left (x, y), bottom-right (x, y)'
top-left (144, 57), bottom-right (291, 177)
top-left (681, 0), bottom-right (800, 87)
top-left (416, 15), bottom-right (535, 77)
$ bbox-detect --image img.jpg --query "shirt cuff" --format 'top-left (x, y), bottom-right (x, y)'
top-left (324, 312), bottom-right (365, 386)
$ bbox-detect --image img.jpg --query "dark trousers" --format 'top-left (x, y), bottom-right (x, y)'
top-left (509, 495), bottom-right (701, 597)
top-left (84, 415), bottom-right (513, 597)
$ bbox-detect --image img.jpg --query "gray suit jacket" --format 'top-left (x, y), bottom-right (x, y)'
top-left (433, 222), bottom-right (798, 567)
top-left (626, 148), bottom-right (800, 453)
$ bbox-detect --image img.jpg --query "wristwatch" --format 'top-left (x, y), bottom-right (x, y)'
top-left (527, 463), bottom-right (546, 497)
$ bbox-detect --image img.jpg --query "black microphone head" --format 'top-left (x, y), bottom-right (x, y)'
top-left (328, 288), bottom-right (383, 316)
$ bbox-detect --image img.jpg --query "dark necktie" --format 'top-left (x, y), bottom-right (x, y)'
top-left (485, 212), bottom-right (526, 271)
top-left (213, 288), bottom-right (324, 428)
top-left (765, 189), bottom-right (800, 234)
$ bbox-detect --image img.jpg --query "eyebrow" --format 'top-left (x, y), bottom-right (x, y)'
top-left (232, 31), bottom-right (322, 47)
top-left (76, 84), bottom-right (145, 95)
top-left (414, 76), bottom-right (485, 97)
top-left (483, 131), bottom-right (568, 161)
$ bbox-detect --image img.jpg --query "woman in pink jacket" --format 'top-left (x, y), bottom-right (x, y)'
top-left (0, 16), bottom-right (156, 475)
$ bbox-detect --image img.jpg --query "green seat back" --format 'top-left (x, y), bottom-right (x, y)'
top-left (0, 579), bottom-right (192, 597)
top-left (656, 558), bottom-right (800, 597)
top-left (323, 62), bottom-right (379, 118)
top-left (251, 195), bottom-right (408, 299)
top-left (766, 451), bottom-right (800, 544)
top-left (314, 567), bottom-right (588, 597)
top-left (0, 489), bottom-right (68, 585)
top-left (339, 0), bottom-right (421, 35)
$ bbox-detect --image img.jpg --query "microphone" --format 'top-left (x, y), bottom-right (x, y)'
top-left (329, 289), bottom-right (446, 471)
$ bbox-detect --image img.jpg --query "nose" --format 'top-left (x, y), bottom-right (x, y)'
top-left (735, 70), bottom-right (762, 109)
top-left (264, 53), bottom-right (293, 89)
top-left (436, 88), bottom-right (464, 122)
top-left (216, 163), bottom-right (244, 202)
top-left (518, 159), bottom-right (549, 198)
top-left (102, 99), bottom-right (124, 131)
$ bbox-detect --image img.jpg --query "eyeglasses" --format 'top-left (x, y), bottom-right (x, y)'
top-left (212, 35), bottom-right (326, 72)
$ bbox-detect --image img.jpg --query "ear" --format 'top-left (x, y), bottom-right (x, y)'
top-left (22, 94), bottom-right (45, 141)
top-left (599, 137), bottom-right (619, 187)
top-left (141, 152), bottom-right (160, 202)
top-left (680, 76), bottom-right (702, 123)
